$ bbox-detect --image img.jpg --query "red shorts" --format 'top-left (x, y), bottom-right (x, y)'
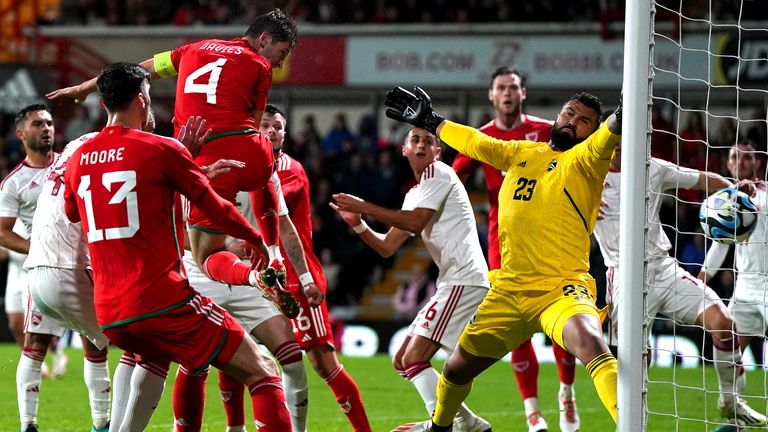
top-left (286, 271), bottom-right (334, 349)
top-left (188, 132), bottom-right (274, 231)
top-left (102, 293), bottom-right (245, 374)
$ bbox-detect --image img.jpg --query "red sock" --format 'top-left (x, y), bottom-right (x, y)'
top-left (511, 338), bottom-right (539, 399)
top-left (250, 181), bottom-right (279, 246)
top-left (219, 370), bottom-right (246, 428)
top-left (552, 342), bottom-right (576, 385)
top-left (202, 251), bottom-right (251, 285)
top-left (172, 366), bottom-right (209, 432)
top-left (248, 376), bottom-right (292, 431)
top-left (325, 365), bottom-right (372, 432)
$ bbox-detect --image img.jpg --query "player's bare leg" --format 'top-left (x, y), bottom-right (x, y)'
top-left (219, 335), bottom-right (292, 431)
top-left (81, 335), bottom-right (111, 431)
top-left (697, 303), bottom-right (767, 426)
top-left (393, 338), bottom-right (495, 432)
top-left (561, 313), bottom-right (617, 422)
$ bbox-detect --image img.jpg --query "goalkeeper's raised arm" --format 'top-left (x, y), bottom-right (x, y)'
top-left (384, 85), bottom-right (622, 170)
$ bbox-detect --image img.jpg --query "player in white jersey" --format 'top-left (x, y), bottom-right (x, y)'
top-left (0, 104), bottom-right (71, 432)
top-left (332, 127), bottom-right (491, 432)
top-left (23, 131), bottom-right (112, 432)
top-left (700, 142), bottom-right (768, 424)
top-left (593, 141), bottom-right (767, 427)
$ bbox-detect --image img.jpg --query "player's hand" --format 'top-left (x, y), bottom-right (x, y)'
top-left (245, 241), bottom-right (270, 271)
top-left (384, 86), bottom-right (445, 135)
top-left (178, 116), bottom-right (212, 157)
top-left (329, 201), bottom-right (363, 228)
top-left (607, 94), bottom-right (623, 134)
top-left (304, 283), bottom-right (324, 308)
top-left (46, 83), bottom-right (91, 104)
top-left (330, 193), bottom-right (367, 213)
top-left (201, 159), bottom-right (245, 179)
top-left (735, 179), bottom-right (757, 197)
top-left (597, 199), bottom-right (608, 220)
top-left (225, 239), bottom-right (250, 259)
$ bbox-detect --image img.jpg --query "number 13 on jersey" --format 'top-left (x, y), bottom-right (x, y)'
top-left (77, 170), bottom-right (140, 243)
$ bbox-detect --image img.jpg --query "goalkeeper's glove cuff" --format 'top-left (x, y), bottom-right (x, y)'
top-left (424, 112), bottom-right (446, 136)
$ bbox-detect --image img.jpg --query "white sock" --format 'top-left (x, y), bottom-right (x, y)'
top-left (713, 339), bottom-right (741, 407)
top-left (410, 367), bottom-right (474, 421)
top-left (110, 354), bottom-right (135, 432)
top-left (524, 397), bottom-right (541, 416)
top-left (84, 356), bottom-right (111, 429)
top-left (559, 383), bottom-right (574, 401)
top-left (282, 360), bottom-right (309, 432)
top-left (119, 362), bottom-right (168, 432)
top-left (225, 427), bottom-right (247, 432)
top-left (17, 350), bottom-right (44, 427)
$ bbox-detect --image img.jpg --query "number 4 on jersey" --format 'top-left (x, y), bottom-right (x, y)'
top-left (184, 58), bottom-right (227, 104)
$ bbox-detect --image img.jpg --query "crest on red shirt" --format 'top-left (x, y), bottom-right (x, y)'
top-left (525, 132), bottom-right (539, 141)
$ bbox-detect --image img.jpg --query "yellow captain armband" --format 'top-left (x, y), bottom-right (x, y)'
top-left (153, 51), bottom-right (177, 78)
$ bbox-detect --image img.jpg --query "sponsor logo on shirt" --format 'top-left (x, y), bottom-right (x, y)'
top-left (517, 161), bottom-right (527, 167)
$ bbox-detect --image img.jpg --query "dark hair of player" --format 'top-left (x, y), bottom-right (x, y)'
top-left (490, 66), bottom-right (526, 88)
top-left (96, 62), bottom-right (150, 112)
top-left (14, 103), bottom-right (49, 128)
top-left (244, 9), bottom-right (298, 48)
top-left (265, 104), bottom-right (285, 117)
top-left (567, 92), bottom-right (603, 123)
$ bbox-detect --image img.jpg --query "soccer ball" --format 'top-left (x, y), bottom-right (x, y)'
top-left (699, 187), bottom-right (758, 244)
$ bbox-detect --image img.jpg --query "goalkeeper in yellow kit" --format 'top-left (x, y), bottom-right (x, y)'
top-left (385, 87), bottom-right (622, 431)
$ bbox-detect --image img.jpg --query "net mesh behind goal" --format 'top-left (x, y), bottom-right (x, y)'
top-left (644, 1), bottom-right (768, 430)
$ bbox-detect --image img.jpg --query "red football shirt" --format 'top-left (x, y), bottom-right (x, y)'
top-left (63, 126), bottom-right (260, 328)
top-left (170, 38), bottom-right (272, 135)
top-left (452, 115), bottom-right (552, 270)
top-left (275, 153), bottom-right (327, 291)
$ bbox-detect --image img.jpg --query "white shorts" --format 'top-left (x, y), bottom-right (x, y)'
top-left (27, 266), bottom-right (108, 349)
top-left (606, 257), bottom-right (722, 344)
top-left (5, 251), bottom-right (27, 314)
top-left (408, 283), bottom-right (488, 351)
top-left (185, 259), bottom-right (281, 334)
top-left (728, 276), bottom-right (768, 336)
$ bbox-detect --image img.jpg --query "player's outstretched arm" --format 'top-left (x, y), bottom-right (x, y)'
top-left (46, 58), bottom-right (159, 103)
top-left (278, 214), bottom-right (324, 307)
top-left (329, 201), bottom-right (411, 258)
top-left (331, 192), bottom-right (434, 234)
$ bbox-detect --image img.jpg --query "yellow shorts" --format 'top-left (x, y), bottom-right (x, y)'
top-left (459, 278), bottom-right (600, 359)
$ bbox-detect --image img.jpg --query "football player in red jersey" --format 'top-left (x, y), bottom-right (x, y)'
top-left (264, 104), bottom-right (373, 431)
top-left (452, 66), bottom-right (580, 432)
top-left (48, 9), bottom-right (299, 317)
top-left (63, 62), bottom-right (291, 431)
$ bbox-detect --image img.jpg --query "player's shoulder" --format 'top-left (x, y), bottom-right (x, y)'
top-left (61, 132), bottom-right (99, 158)
top-left (0, 160), bottom-right (29, 189)
top-left (423, 161), bottom-right (457, 183)
top-left (277, 152), bottom-right (307, 175)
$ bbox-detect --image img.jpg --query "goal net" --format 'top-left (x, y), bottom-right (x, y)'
top-left (624, 0), bottom-right (768, 430)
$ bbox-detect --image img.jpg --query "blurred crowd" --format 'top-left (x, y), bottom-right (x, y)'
top-left (38, 0), bottom-right (768, 27)
top-left (0, 100), bottom-right (765, 309)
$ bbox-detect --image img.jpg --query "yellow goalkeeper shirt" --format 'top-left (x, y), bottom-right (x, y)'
top-left (439, 120), bottom-right (620, 291)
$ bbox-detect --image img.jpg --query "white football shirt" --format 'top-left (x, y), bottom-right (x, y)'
top-left (594, 157), bottom-right (699, 267)
top-left (25, 133), bottom-right (97, 269)
top-left (401, 161), bottom-right (489, 288)
top-left (0, 158), bottom-right (52, 235)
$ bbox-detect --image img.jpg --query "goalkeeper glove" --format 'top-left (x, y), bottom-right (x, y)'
top-left (384, 86), bottom-right (445, 135)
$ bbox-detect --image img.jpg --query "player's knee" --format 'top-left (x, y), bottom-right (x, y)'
top-left (25, 333), bottom-right (53, 351)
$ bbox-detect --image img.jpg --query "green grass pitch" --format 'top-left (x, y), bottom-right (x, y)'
top-left (0, 344), bottom-right (759, 431)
